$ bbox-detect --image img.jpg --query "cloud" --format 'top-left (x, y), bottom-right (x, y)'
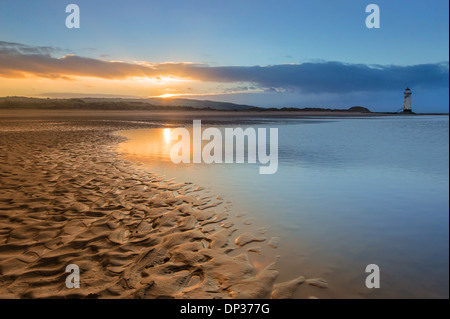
top-left (0, 41), bottom-right (448, 94)
top-left (192, 62), bottom-right (449, 93)
top-left (0, 46), bottom-right (200, 80)
top-left (0, 41), bottom-right (65, 56)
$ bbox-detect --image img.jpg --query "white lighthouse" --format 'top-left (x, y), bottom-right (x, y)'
top-left (403, 87), bottom-right (412, 113)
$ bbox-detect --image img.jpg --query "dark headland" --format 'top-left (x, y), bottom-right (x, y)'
top-left (0, 97), bottom-right (445, 118)
top-left (0, 96), bottom-right (371, 113)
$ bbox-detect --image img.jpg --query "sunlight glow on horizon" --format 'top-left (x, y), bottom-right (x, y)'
top-left (156, 94), bottom-right (180, 98)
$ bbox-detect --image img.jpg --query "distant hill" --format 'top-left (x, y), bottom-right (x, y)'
top-left (0, 96), bottom-right (256, 111)
top-left (75, 97), bottom-right (257, 110)
top-left (0, 96), bottom-right (371, 113)
top-left (149, 98), bottom-right (257, 110)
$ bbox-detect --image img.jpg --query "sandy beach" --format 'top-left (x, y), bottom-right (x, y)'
top-left (0, 110), bottom-right (329, 299)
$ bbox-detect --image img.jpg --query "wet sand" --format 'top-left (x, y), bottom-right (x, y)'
top-left (0, 111), bottom-right (328, 299)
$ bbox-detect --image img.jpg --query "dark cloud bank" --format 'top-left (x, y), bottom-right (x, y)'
top-left (0, 41), bottom-right (448, 96)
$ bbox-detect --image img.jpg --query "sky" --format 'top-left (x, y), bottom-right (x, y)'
top-left (0, 0), bottom-right (448, 112)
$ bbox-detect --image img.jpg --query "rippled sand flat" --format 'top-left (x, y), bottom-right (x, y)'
top-left (0, 115), bottom-right (326, 299)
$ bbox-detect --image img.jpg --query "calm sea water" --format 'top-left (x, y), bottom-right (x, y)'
top-left (118, 116), bottom-right (449, 298)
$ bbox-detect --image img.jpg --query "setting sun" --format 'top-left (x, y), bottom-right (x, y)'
top-left (156, 94), bottom-right (179, 98)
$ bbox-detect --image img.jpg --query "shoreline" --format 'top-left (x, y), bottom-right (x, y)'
top-left (0, 117), bottom-right (326, 298)
top-left (1, 109), bottom-right (447, 122)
